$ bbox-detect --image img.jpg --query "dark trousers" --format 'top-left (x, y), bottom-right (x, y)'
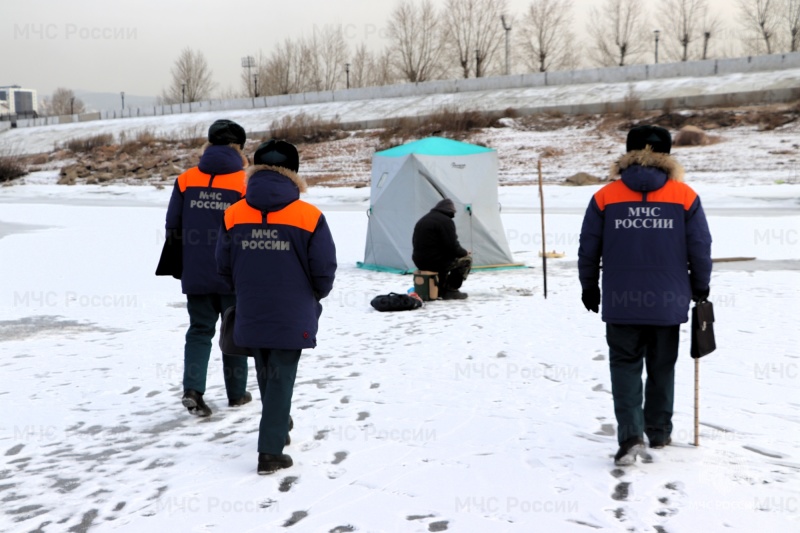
top-left (438, 255), bottom-right (472, 292)
top-left (183, 294), bottom-right (249, 400)
top-left (254, 349), bottom-right (301, 454)
top-left (606, 324), bottom-right (680, 445)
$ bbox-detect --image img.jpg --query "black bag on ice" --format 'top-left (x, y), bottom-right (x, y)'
top-left (691, 300), bottom-right (716, 359)
top-left (219, 306), bottom-right (252, 357)
top-left (370, 293), bottom-right (423, 312)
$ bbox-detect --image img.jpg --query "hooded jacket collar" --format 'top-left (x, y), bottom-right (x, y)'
top-left (197, 144), bottom-right (245, 175)
top-left (432, 199), bottom-right (456, 218)
top-left (244, 164), bottom-right (308, 213)
top-left (610, 148), bottom-right (685, 193)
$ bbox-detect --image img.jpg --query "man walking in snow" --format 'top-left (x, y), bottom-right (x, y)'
top-left (578, 125), bottom-right (712, 466)
top-left (216, 139), bottom-right (337, 474)
top-left (412, 198), bottom-right (472, 300)
top-left (159, 119), bottom-right (252, 417)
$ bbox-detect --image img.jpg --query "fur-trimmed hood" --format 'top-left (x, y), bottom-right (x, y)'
top-left (610, 147), bottom-right (685, 182)
top-left (246, 164), bottom-right (307, 192)
top-left (610, 148), bottom-right (685, 193)
top-left (244, 165), bottom-right (307, 213)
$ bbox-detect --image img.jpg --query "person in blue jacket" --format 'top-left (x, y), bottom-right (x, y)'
top-left (162, 119), bottom-right (252, 417)
top-left (216, 139), bottom-right (337, 474)
top-left (578, 125), bottom-right (712, 466)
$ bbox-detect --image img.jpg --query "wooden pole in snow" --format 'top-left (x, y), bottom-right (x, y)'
top-left (694, 357), bottom-right (700, 446)
top-left (538, 160), bottom-right (547, 299)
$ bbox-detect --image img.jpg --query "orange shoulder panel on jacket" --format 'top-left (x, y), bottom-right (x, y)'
top-left (593, 180), bottom-right (641, 211)
top-left (178, 167), bottom-right (245, 194)
top-left (647, 180), bottom-right (697, 210)
top-left (224, 200), bottom-right (261, 230)
top-left (267, 200), bottom-right (322, 233)
top-left (213, 171), bottom-right (247, 194)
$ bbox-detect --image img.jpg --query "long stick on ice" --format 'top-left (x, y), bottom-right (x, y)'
top-left (694, 357), bottom-right (700, 446)
top-left (537, 159), bottom-right (547, 299)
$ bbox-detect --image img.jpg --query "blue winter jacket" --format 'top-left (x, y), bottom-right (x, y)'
top-left (165, 145), bottom-right (247, 295)
top-left (578, 149), bottom-right (712, 325)
top-left (216, 165), bottom-right (337, 350)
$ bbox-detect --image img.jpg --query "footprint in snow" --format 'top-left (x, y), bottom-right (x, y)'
top-left (327, 468), bottom-right (347, 479)
top-left (611, 481), bottom-right (630, 501)
top-left (282, 510), bottom-right (307, 527)
top-left (407, 514), bottom-right (436, 520)
top-left (332, 451), bottom-right (348, 465)
top-left (279, 476), bottom-right (298, 492)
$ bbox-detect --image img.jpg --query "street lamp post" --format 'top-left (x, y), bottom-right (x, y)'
top-left (121, 91), bottom-right (125, 111)
top-left (181, 82), bottom-right (186, 104)
top-left (70, 96), bottom-right (74, 115)
top-left (253, 73), bottom-right (259, 98)
top-left (241, 56), bottom-right (255, 96)
top-left (654, 30), bottom-right (660, 64)
top-left (501, 15), bottom-right (512, 76)
top-left (475, 49), bottom-right (480, 77)
top-left (345, 63), bottom-right (350, 89)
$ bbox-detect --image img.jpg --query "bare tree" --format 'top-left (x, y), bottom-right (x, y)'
top-left (348, 43), bottom-right (397, 88)
top-left (306, 26), bottom-right (350, 91)
top-left (46, 88), bottom-right (85, 115)
top-left (587, 0), bottom-right (649, 67)
top-left (520, 0), bottom-right (575, 72)
top-left (699, 5), bottom-right (724, 59)
top-left (161, 47), bottom-right (215, 104)
top-left (387, 0), bottom-right (446, 82)
top-left (737, 0), bottom-right (779, 54)
top-left (657, 0), bottom-right (711, 61)
top-left (443, 0), bottom-right (508, 78)
top-left (255, 38), bottom-right (309, 96)
top-left (349, 43), bottom-right (372, 88)
top-left (782, 0), bottom-right (800, 51)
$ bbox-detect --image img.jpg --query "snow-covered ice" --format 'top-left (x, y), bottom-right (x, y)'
top-left (0, 161), bottom-right (798, 532)
top-left (1, 79), bottom-right (800, 530)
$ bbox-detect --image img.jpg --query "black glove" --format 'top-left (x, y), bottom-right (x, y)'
top-left (582, 287), bottom-right (600, 313)
top-left (692, 287), bottom-right (710, 303)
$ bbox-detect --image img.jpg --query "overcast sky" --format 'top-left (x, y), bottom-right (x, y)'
top-left (3, 0), bottom-right (738, 98)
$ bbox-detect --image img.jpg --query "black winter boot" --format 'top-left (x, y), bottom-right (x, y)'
top-left (257, 453), bottom-right (293, 475)
top-left (228, 391), bottom-right (252, 407)
top-left (182, 389), bottom-right (212, 417)
top-left (614, 437), bottom-right (645, 466)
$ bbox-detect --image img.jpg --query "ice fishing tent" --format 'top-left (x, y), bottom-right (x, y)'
top-left (361, 137), bottom-right (516, 273)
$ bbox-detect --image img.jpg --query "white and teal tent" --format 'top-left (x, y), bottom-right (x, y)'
top-left (360, 137), bottom-right (518, 273)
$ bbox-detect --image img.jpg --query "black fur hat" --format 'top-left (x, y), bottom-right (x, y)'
top-left (253, 139), bottom-right (299, 172)
top-left (626, 125), bottom-right (671, 154)
top-left (208, 119), bottom-right (246, 148)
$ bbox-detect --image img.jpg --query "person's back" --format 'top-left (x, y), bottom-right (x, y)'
top-left (580, 149), bottom-right (711, 325)
top-left (166, 143), bottom-right (247, 295)
top-left (216, 139), bottom-right (337, 474)
top-left (412, 198), bottom-right (471, 299)
top-left (578, 125), bottom-right (712, 466)
top-left (161, 119), bottom-right (252, 417)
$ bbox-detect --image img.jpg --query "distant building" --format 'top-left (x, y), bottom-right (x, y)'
top-left (0, 86), bottom-right (39, 120)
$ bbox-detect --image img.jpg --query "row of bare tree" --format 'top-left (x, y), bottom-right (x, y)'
top-left (158, 0), bottom-right (800, 104)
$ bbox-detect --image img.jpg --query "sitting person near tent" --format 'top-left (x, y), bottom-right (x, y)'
top-left (412, 198), bottom-right (472, 300)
